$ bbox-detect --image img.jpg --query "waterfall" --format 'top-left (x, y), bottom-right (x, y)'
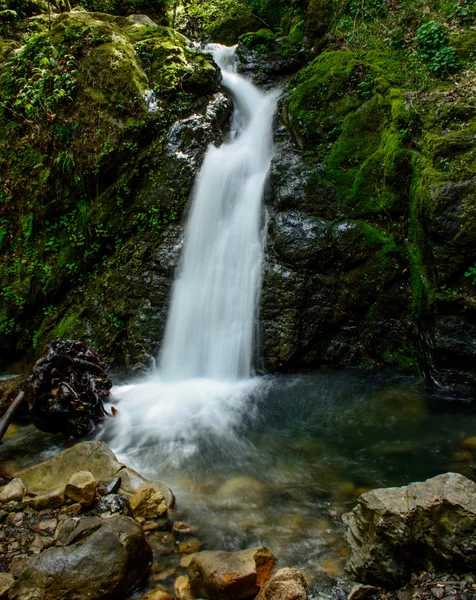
top-left (106, 45), bottom-right (276, 456)
top-left (160, 45), bottom-right (276, 381)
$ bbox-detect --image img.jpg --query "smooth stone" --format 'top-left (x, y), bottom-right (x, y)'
top-left (32, 488), bottom-right (66, 511)
top-left (37, 518), bottom-right (58, 534)
top-left (148, 531), bottom-right (176, 556)
top-left (175, 575), bottom-right (194, 600)
top-left (180, 553), bottom-right (196, 568)
top-left (29, 534), bottom-right (53, 555)
top-left (6, 512), bottom-right (24, 527)
top-left (9, 554), bottom-right (29, 577)
top-left (60, 503), bottom-right (82, 515)
top-left (172, 521), bottom-right (198, 536)
top-left (65, 471), bottom-right (97, 506)
top-left (348, 584), bottom-right (378, 600)
top-left (97, 477), bottom-right (121, 496)
top-left (9, 516), bottom-right (152, 600)
top-left (255, 568), bottom-right (308, 600)
top-left (0, 479), bottom-right (26, 503)
top-left (188, 547), bottom-right (278, 600)
top-left (130, 486), bottom-right (167, 519)
top-left (215, 476), bottom-right (267, 507)
top-left (178, 538), bottom-right (201, 554)
top-left (15, 441), bottom-right (174, 509)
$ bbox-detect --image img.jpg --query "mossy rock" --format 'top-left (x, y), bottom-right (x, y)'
top-left (305, 0), bottom-right (333, 42)
top-left (239, 28), bottom-right (276, 50)
top-left (450, 29), bottom-right (476, 60)
top-left (204, 16), bottom-right (261, 45)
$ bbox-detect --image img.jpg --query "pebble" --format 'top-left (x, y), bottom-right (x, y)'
top-left (178, 538), bottom-right (201, 554)
top-left (143, 521), bottom-right (161, 532)
top-left (348, 584), bottom-right (378, 600)
top-left (7, 540), bottom-right (20, 553)
top-left (150, 567), bottom-right (176, 582)
top-left (6, 512), bottom-right (24, 527)
top-left (142, 589), bottom-right (175, 600)
top-left (38, 518), bottom-right (58, 534)
top-left (0, 479), bottom-right (26, 503)
top-left (180, 553), bottom-right (196, 568)
top-left (60, 503), bottom-right (82, 515)
top-left (172, 521), bottom-right (198, 536)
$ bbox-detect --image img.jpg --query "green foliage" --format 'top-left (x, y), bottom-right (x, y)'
top-left (453, 0), bottom-right (476, 24)
top-left (413, 21), bottom-right (460, 76)
top-left (465, 264), bottom-right (476, 286)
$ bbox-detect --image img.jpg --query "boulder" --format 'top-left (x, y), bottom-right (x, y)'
top-left (65, 471), bottom-right (97, 506)
top-left (343, 472), bottom-right (476, 587)
top-left (9, 516), bottom-right (152, 600)
top-left (14, 441), bottom-right (174, 508)
top-left (0, 478), bottom-right (25, 502)
top-left (130, 486), bottom-right (168, 519)
top-left (255, 568), bottom-right (308, 600)
top-left (188, 547), bottom-right (278, 600)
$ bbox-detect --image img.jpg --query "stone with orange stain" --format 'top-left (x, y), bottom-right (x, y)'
top-left (188, 547), bottom-right (278, 600)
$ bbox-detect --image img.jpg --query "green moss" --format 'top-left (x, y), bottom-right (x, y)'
top-left (239, 28), bottom-right (276, 49)
top-left (204, 16), bottom-right (260, 45)
top-left (450, 29), bottom-right (476, 60)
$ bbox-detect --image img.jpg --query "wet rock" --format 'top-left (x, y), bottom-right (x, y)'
top-left (178, 538), bottom-right (201, 554)
top-left (15, 441), bottom-right (174, 509)
top-left (343, 472), bottom-right (476, 587)
top-left (172, 521), bottom-right (198, 536)
top-left (97, 477), bottom-right (121, 496)
top-left (255, 568), bottom-right (308, 600)
top-left (0, 479), bottom-right (25, 502)
top-left (204, 16), bottom-right (261, 45)
top-left (181, 553), bottom-right (197, 568)
top-left (31, 487), bottom-right (65, 511)
top-left (60, 503), bottom-right (82, 515)
top-left (142, 589), bottom-right (175, 600)
top-left (348, 584), bottom-right (378, 600)
top-left (0, 572), bottom-right (13, 598)
top-left (6, 512), bottom-right (23, 527)
top-left (65, 471), bottom-right (97, 506)
top-left (9, 554), bottom-right (29, 577)
top-left (29, 534), bottom-right (53, 555)
top-left (175, 575), bottom-right (194, 600)
top-left (98, 493), bottom-right (129, 515)
top-left (10, 516), bottom-right (152, 600)
top-left (271, 211), bottom-right (332, 270)
top-left (188, 547), bottom-right (278, 600)
top-left (215, 476), bottom-right (267, 507)
top-left (130, 486), bottom-right (168, 519)
top-left (37, 518), bottom-right (57, 534)
top-left (148, 531), bottom-right (176, 556)
top-left (26, 340), bottom-right (111, 437)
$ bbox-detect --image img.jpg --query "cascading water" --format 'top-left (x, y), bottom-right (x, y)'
top-left (106, 45), bottom-right (277, 459)
top-left (160, 45), bottom-right (276, 381)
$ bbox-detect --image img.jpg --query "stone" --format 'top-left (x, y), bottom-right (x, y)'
top-left (148, 531), bottom-right (176, 556)
top-left (343, 472), bottom-right (476, 587)
top-left (188, 547), bottom-right (278, 600)
top-left (15, 441), bottom-right (174, 509)
top-left (29, 534), bottom-right (52, 555)
top-left (9, 516), bottom-right (152, 600)
top-left (97, 477), bottom-right (121, 496)
top-left (98, 493), bottom-right (129, 515)
top-left (65, 471), bottom-right (97, 506)
top-left (32, 487), bottom-right (65, 511)
top-left (172, 521), bottom-right (198, 536)
top-left (180, 553), bottom-right (196, 568)
top-left (142, 590), bottom-right (175, 600)
top-left (461, 437), bottom-right (476, 450)
top-left (215, 476), bottom-right (267, 507)
top-left (348, 584), bottom-right (378, 600)
top-left (255, 568), bottom-right (308, 600)
top-left (60, 503), bottom-right (82, 515)
top-left (178, 538), bottom-right (201, 554)
top-left (130, 486), bottom-right (168, 519)
top-left (0, 572), bottom-right (14, 598)
top-left (6, 512), bottom-right (23, 527)
top-left (10, 554), bottom-right (29, 577)
top-left (37, 518), bottom-right (57, 534)
top-left (0, 479), bottom-right (26, 502)
top-left (175, 575), bottom-right (194, 600)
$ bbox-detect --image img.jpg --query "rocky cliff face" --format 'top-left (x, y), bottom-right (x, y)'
top-left (1, 2), bottom-right (475, 396)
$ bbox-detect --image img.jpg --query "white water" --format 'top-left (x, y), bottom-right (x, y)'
top-left (107, 45), bottom-right (277, 455)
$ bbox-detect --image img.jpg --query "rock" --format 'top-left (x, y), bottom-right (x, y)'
top-left (15, 441), bottom-right (174, 509)
top-left (343, 472), bottom-right (476, 587)
top-left (37, 518), bottom-right (57, 534)
top-left (148, 531), bottom-right (176, 556)
top-left (98, 493), bottom-right (129, 515)
top-left (142, 590), bottom-right (175, 600)
top-left (10, 554), bottom-right (29, 577)
top-left (461, 437), bottom-right (476, 450)
top-left (347, 584), bottom-right (378, 600)
top-left (10, 516), bottom-right (152, 600)
top-left (65, 471), bottom-right (97, 506)
top-left (204, 16), bottom-right (261, 45)
top-left (178, 538), bottom-right (201, 554)
top-left (255, 568), bottom-right (308, 600)
top-left (97, 477), bottom-right (121, 496)
top-left (172, 521), bottom-right (198, 536)
top-left (175, 575), bottom-right (194, 600)
top-left (180, 553), bottom-right (197, 568)
top-left (6, 512), bottom-right (24, 527)
top-left (130, 486), bottom-right (168, 519)
top-left (29, 534), bottom-right (53, 555)
top-left (0, 479), bottom-right (26, 502)
top-left (60, 503), bottom-right (82, 515)
top-left (215, 476), bottom-right (267, 507)
top-left (0, 572), bottom-right (14, 598)
top-left (31, 487), bottom-right (65, 511)
top-left (188, 547), bottom-right (278, 600)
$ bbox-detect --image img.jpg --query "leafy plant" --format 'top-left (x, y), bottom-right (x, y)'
top-left (464, 264), bottom-right (476, 285)
top-left (413, 21), bottom-right (460, 76)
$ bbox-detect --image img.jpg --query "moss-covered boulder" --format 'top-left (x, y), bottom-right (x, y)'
top-left (0, 9), bottom-right (229, 370)
top-left (204, 16), bottom-right (261, 45)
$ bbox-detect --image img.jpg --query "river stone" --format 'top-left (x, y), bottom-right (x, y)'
top-left (65, 471), bottom-right (97, 506)
top-left (0, 478), bottom-right (25, 502)
top-left (255, 568), bottom-right (308, 600)
top-left (32, 487), bottom-right (66, 510)
top-left (130, 486), bottom-right (168, 519)
top-left (215, 476), bottom-right (267, 507)
top-left (9, 516), bottom-right (152, 600)
top-left (343, 472), bottom-right (476, 587)
top-left (142, 590), bottom-right (175, 600)
top-left (188, 547), bottom-right (278, 600)
top-left (14, 441), bottom-right (174, 508)
top-left (0, 572), bottom-right (13, 598)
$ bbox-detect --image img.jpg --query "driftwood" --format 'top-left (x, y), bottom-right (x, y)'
top-left (27, 340), bottom-right (112, 438)
top-left (0, 391), bottom-right (25, 444)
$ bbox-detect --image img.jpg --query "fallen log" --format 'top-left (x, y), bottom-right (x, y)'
top-left (0, 391), bottom-right (25, 444)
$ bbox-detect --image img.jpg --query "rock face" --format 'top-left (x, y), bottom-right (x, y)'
top-left (15, 440), bottom-right (174, 509)
top-left (255, 568), bottom-right (308, 600)
top-left (188, 547), bottom-right (278, 600)
top-left (343, 473), bottom-right (476, 587)
top-left (9, 516), bottom-right (152, 600)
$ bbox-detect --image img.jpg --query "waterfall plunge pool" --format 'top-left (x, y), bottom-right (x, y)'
top-left (2, 369), bottom-right (476, 599)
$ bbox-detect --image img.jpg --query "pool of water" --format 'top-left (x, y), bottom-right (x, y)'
top-left (2, 369), bottom-right (476, 598)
